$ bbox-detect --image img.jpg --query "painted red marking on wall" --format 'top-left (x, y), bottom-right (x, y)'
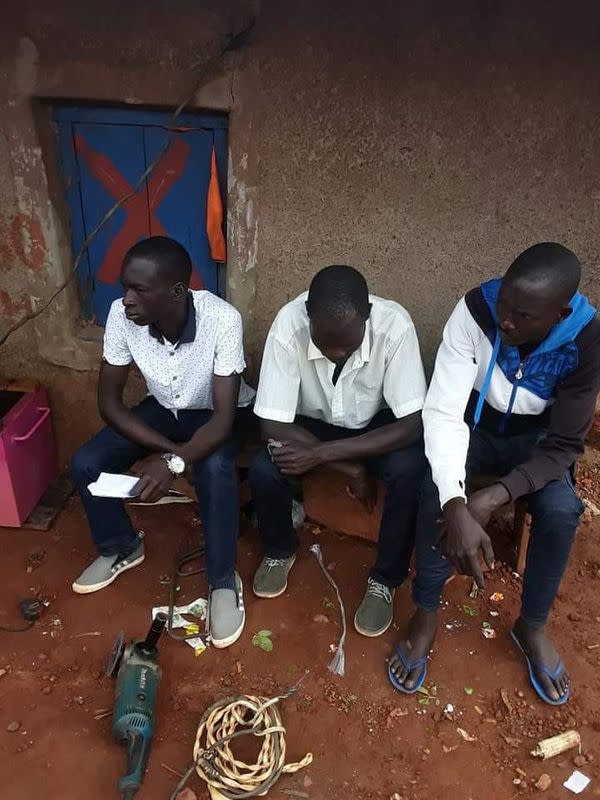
top-left (0, 289), bottom-right (31, 320)
top-left (75, 135), bottom-right (202, 288)
top-left (10, 213), bottom-right (46, 271)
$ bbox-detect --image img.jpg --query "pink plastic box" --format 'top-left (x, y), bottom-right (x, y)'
top-left (0, 384), bottom-right (58, 527)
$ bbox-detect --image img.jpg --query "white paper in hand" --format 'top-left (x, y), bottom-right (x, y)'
top-left (88, 472), bottom-right (141, 499)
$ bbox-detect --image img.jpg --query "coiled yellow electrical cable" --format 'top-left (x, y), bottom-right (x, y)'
top-left (168, 682), bottom-right (312, 800)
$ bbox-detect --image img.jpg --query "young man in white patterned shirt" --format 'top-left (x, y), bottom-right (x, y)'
top-left (71, 237), bottom-right (253, 648)
top-left (250, 265), bottom-right (428, 637)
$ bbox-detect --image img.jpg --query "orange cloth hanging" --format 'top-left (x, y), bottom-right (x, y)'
top-left (206, 145), bottom-right (226, 262)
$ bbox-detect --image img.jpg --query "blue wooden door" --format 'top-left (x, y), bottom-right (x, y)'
top-left (54, 107), bottom-right (228, 325)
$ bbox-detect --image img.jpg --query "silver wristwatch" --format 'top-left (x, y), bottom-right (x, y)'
top-left (162, 453), bottom-right (186, 476)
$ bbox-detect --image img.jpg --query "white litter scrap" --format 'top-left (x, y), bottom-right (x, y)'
top-left (152, 598), bottom-right (207, 654)
top-left (481, 622), bottom-right (497, 639)
top-left (564, 771), bottom-right (591, 794)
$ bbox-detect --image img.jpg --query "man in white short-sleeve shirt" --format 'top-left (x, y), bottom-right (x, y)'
top-left (71, 237), bottom-right (253, 649)
top-left (249, 265), bottom-right (428, 638)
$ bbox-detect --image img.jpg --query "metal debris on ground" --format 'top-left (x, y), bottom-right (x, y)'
top-left (152, 599), bottom-right (207, 654)
top-left (564, 770), bottom-right (591, 794)
top-left (468, 580), bottom-right (479, 599)
top-left (309, 544), bottom-right (346, 676)
top-left (531, 730), bottom-right (581, 760)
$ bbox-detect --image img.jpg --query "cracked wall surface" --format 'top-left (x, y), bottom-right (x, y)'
top-left (0, 0), bottom-right (599, 459)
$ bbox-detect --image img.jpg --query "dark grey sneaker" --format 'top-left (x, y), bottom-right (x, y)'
top-left (354, 578), bottom-right (395, 637)
top-left (253, 555), bottom-right (296, 598)
top-left (72, 535), bottom-right (145, 594)
top-left (210, 573), bottom-right (245, 649)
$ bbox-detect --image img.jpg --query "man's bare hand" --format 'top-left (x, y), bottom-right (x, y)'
top-left (346, 464), bottom-right (378, 513)
top-left (271, 442), bottom-right (322, 475)
top-left (131, 455), bottom-right (174, 503)
top-left (439, 498), bottom-right (495, 588)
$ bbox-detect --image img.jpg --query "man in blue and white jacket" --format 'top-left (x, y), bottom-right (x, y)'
top-left (389, 242), bottom-right (600, 705)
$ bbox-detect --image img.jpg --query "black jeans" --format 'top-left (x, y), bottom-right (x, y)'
top-left (412, 427), bottom-right (585, 627)
top-left (71, 397), bottom-right (241, 590)
top-left (249, 412), bottom-right (427, 587)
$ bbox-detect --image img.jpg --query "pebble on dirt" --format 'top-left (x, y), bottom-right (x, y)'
top-left (174, 789), bottom-right (197, 800)
top-left (535, 774), bottom-right (552, 791)
top-left (7, 721), bottom-right (21, 732)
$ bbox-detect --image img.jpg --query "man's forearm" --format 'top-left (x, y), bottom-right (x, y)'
top-left (100, 402), bottom-right (176, 454)
top-left (260, 419), bottom-right (362, 477)
top-left (178, 415), bottom-right (233, 464)
top-left (260, 419), bottom-right (319, 446)
top-left (316, 413), bottom-right (422, 464)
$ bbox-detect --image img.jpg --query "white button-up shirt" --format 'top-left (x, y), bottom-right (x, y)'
top-left (103, 291), bottom-right (255, 411)
top-left (254, 292), bottom-right (427, 429)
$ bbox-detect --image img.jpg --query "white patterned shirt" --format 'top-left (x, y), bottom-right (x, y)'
top-left (254, 292), bottom-right (427, 429)
top-left (103, 291), bottom-right (255, 411)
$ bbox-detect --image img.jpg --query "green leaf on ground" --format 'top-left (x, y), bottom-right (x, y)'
top-left (464, 687), bottom-right (474, 695)
top-left (252, 631), bottom-right (274, 652)
top-left (323, 597), bottom-right (335, 610)
top-left (462, 604), bottom-right (478, 617)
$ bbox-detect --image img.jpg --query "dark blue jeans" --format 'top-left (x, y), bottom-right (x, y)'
top-left (71, 397), bottom-right (239, 590)
top-left (249, 412), bottom-right (427, 587)
top-left (412, 428), bottom-right (585, 627)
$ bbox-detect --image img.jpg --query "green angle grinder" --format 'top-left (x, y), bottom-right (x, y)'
top-left (106, 612), bottom-right (168, 799)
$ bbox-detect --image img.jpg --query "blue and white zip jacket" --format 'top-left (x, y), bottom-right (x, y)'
top-left (423, 279), bottom-right (600, 507)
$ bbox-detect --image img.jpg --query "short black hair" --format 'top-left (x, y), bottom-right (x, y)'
top-left (505, 242), bottom-right (581, 300)
top-left (306, 265), bottom-right (370, 320)
top-left (123, 236), bottom-right (192, 285)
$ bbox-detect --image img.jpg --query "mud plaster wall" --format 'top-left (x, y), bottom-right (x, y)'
top-left (0, 0), bottom-right (599, 462)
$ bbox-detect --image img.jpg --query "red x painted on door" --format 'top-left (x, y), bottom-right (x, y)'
top-left (75, 134), bottom-right (202, 288)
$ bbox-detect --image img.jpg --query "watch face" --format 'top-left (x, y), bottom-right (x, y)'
top-left (169, 455), bottom-right (185, 474)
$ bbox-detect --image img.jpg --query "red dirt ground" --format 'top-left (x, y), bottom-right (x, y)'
top-left (2, 457), bottom-right (600, 800)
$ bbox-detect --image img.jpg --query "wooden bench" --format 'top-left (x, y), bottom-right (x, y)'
top-left (303, 468), bottom-right (533, 576)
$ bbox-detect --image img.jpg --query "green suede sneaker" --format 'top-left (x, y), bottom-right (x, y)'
top-left (253, 555), bottom-right (297, 598)
top-left (354, 578), bottom-right (395, 637)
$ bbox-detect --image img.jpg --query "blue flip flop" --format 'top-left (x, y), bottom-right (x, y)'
top-left (510, 629), bottom-right (569, 706)
top-left (387, 644), bottom-right (428, 694)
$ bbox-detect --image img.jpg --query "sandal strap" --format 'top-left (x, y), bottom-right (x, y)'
top-left (393, 645), bottom-right (427, 672)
